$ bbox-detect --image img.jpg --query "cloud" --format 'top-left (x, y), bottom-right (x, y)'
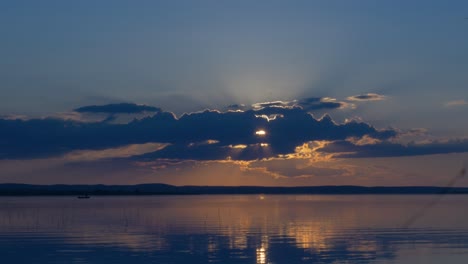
top-left (347, 135), bottom-right (382, 146)
top-left (296, 97), bottom-right (350, 111)
top-left (74, 103), bottom-right (161, 114)
top-left (444, 100), bottom-right (467, 107)
top-left (0, 105), bottom-right (396, 160)
top-left (13, 96), bottom-right (468, 166)
top-left (225, 104), bottom-right (247, 111)
top-left (248, 158), bottom-right (348, 178)
top-left (251, 97), bottom-right (351, 113)
top-left (0, 114), bottom-right (30, 120)
top-left (318, 138), bottom-right (468, 158)
top-left (252, 101), bottom-right (292, 110)
top-left (132, 108), bottom-right (395, 161)
top-left (347, 93), bottom-right (387, 102)
top-left (63, 143), bottom-right (169, 162)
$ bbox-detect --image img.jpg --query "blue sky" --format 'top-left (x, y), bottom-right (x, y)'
top-left (0, 1), bottom-right (467, 185)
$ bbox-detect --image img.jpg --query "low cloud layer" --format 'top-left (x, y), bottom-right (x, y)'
top-left (74, 103), bottom-right (161, 114)
top-left (319, 138), bottom-right (468, 158)
top-left (0, 101), bottom-right (395, 160)
top-left (347, 93), bottom-right (387, 102)
top-left (2, 100), bottom-right (467, 163)
top-left (251, 97), bottom-right (350, 112)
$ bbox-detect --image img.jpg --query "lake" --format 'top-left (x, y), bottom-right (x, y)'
top-left (1, 195), bottom-right (468, 263)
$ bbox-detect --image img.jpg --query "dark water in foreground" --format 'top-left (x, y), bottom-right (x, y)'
top-left (1, 195), bottom-right (468, 264)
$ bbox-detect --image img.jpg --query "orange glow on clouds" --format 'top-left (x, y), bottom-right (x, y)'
top-left (230, 144), bottom-right (248, 149)
top-left (255, 130), bottom-right (266, 136)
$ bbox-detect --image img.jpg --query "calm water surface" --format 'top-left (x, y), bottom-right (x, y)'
top-left (1, 195), bottom-right (468, 263)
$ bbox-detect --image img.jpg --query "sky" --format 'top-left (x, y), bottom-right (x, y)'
top-left (1, 0), bottom-right (468, 186)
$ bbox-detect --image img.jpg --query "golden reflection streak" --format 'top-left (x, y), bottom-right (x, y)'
top-left (256, 247), bottom-right (266, 264)
top-left (0, 196), bottom-right (357, 254)
top-left (256, 235), bottom-right (269, 264)
top-left (283, 222), bottom-right (333, 252)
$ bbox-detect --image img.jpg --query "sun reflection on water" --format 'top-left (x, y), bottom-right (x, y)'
top-left (256, 235), bottom-right (269, 264)
top-left (256, 246), bottom-right (267, 264)
top-left (2, 195), bottom-right (468, 263)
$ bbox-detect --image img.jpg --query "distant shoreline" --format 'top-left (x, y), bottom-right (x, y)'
top-left (1, 183), bottom-right (468, 196)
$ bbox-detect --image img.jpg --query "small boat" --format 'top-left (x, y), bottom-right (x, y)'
top-left (77, 195), bottom-right (90, 199)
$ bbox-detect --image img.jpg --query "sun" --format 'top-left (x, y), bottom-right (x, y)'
top-left (255, 130), bottom-right (266, 136)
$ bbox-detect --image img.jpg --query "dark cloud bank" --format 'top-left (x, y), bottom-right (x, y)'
top-left (0, 102), bottom-right (394, 160)
top-left (1, 101), bottom-right (467, 160)
top-left (320, 139), bottom-right (468, 158)
top-left (75, 103), bottom-right (161, 114)
top-left (251, 97), bottom-right (345, 112)
top-left (347, 93), bottom-right (386, 101)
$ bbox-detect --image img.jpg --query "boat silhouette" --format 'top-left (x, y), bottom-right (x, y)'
top-left (77, 195), bottom-right (90, 199)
